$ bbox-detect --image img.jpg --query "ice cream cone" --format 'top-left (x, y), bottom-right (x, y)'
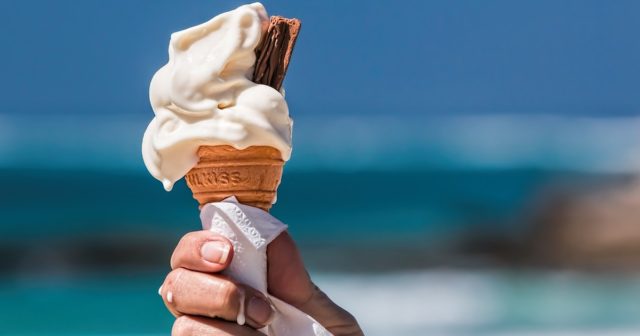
top-left (185, 145), bottom-right (284, 211)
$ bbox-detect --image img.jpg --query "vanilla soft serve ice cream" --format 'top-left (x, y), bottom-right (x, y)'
top-left (144, 5), bottom-right (333, 335)
top-left (142, 3), bottom-right (292, 191)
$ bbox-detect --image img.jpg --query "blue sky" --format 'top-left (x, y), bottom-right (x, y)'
top-left (1, 0), bottom-right (639, 118)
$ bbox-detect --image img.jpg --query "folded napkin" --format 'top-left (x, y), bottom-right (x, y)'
top-left (200, 197), bottom-right (331, 336)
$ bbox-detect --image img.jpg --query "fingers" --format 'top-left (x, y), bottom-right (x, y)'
top-left (267, 232), bottom-right (364, 335)
top-left (172, 315), bottom-right (264, 336)
top-left (299, 285), bottom-right (363, 336)
top-left (161, 268), bottom-right (275, 329)
top-left (171, 231), bottom-right (233, 273)
top-left (267, 232), bottom-right (315, 306)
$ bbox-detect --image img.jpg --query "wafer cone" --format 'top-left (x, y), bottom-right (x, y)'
top-left (184, 17), bottom-right (298, 212)
top-left (185, 145), bottom-right (284, 211)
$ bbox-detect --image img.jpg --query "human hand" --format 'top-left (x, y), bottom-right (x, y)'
top-left (160, 230), bottom-right (363, 335)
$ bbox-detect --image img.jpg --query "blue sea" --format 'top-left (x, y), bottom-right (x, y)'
top-left (2, 115), bottom-right (640, 335)
top-left (2, 168), bottom-right (640, 335)
top-left (3, 269), bottom-right (640, 335)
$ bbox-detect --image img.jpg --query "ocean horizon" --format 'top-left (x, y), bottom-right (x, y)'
top-left (1, 113), bottom-right (640, 173)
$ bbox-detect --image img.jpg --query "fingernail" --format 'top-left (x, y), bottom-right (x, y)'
top-left (201, 241), bottom-right (230, 264)
top-left (158, 285), bottom-right (163, 296)
top-left (247, 296), bottom-right (274, 325)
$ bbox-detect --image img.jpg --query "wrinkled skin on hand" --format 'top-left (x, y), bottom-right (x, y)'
top-left (160, 230), bottom-right (364, 336)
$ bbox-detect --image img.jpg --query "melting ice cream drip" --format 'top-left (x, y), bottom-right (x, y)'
top-left (142, 3), bottom-right (293, 191)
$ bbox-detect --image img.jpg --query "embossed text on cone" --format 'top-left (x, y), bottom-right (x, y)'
top-left (185, 145), bottom-right (284, 211)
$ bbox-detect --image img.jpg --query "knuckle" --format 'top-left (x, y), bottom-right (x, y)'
top-left (170, 233), bottom-right (199, 268)
top-left (169, 252), bottom-right (179, 270)
top-left (343, 311), bottom-right (360, 329)
top-left (216, 279), bottom-right (241, 312)
top-left (163, 268), bottom-right (185, 296)
top-left (182, 230), bottom-right (203, 244)
top-left (171, 316), bottom-right (193, 336)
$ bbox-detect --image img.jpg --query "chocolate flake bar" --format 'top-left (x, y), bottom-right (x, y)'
top-left (252, 16), bottom-right (301, 91)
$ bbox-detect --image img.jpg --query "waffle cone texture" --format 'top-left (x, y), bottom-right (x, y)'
top-left (185, 145), bottom-right (284, 211)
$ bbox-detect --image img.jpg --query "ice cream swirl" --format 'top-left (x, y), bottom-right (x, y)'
top-left (142, 3), bottom-right (292, 191)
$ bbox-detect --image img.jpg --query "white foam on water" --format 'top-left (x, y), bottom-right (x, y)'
top-left (314, 270), bottom-right (500, 335)
top-left (291, 114), bottom-right (640, 173)
top-left (0, 113), bottom-right (146, 170)
top-left (312, 269), bottom-right (640, 336)
top-left (1, 113), bottom-right (640, 173)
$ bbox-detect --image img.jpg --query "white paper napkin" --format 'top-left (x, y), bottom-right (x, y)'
top-left (200, 197), bottom-right (332, 336)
